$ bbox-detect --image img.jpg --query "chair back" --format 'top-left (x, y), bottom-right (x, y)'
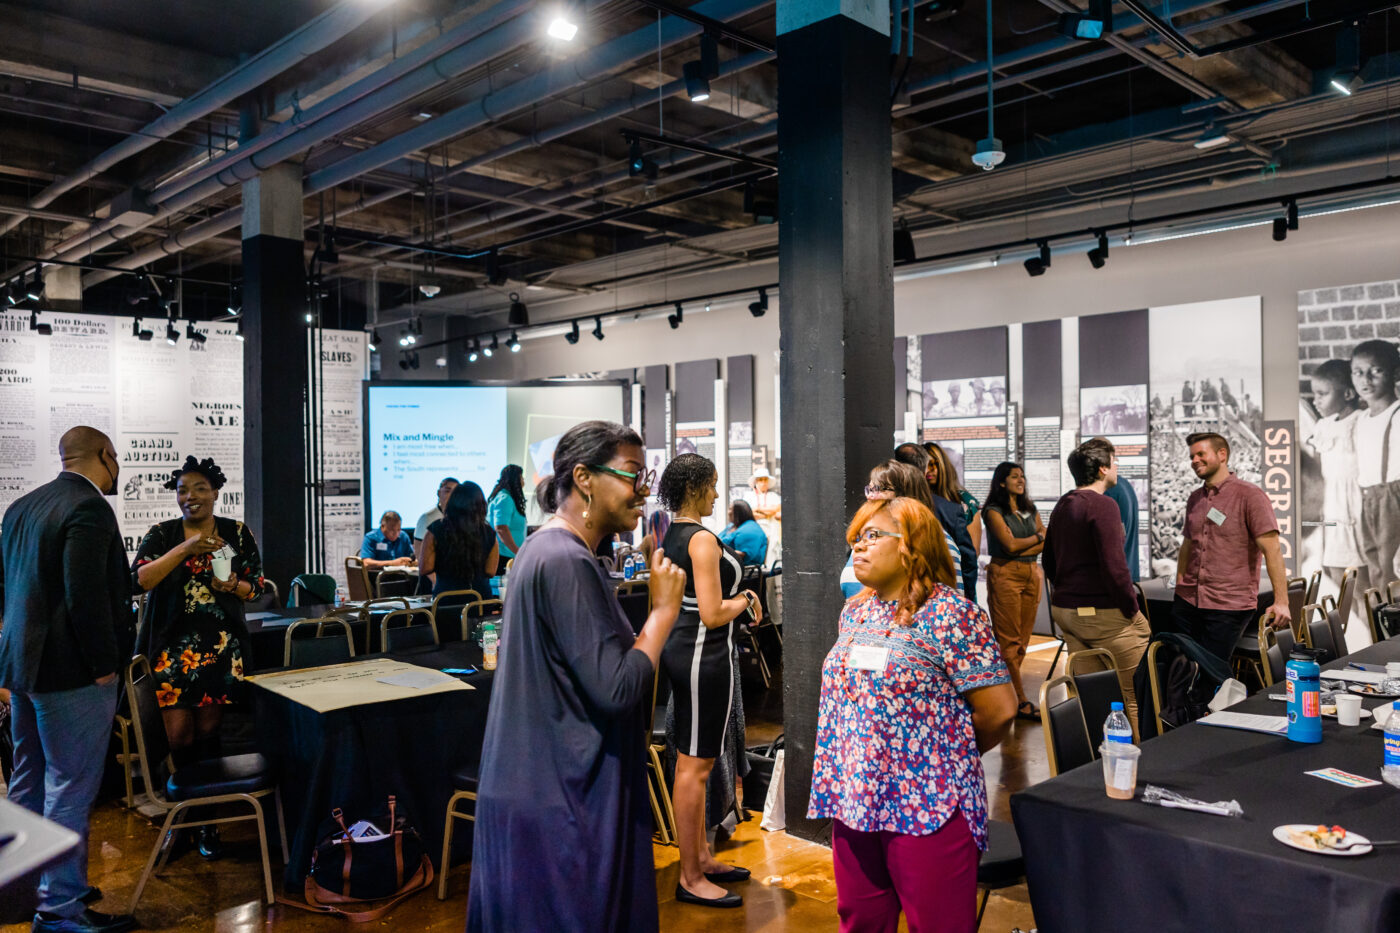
top-left (376, 569), bottom-right (416, 599)
top-left (1365, 587), bottom-right (1389, 644)
top-left (1067, 648), bottom-right (1124, 751)
top-left (615, 580), bottom-right (647, 597)
top-left (1388, 580), bottom-right (1400, 606)
top-left (1301, 602), bottom-right (1341, 662)
top-left (1260, 613), bottom-right (1295, 687)
top-left (1286, 577), bottom-right (1308, 635)
top-left (381, 607), bottom-right (438, 652)
top-left (284, 617), bottom-right (355, 669)
top-left (247, 578), bottom-right (280, 613)
top-left (1305, 569), bottom-right (1322, 607)
top-left (462, 598), bottom-right (502, 640)
top-left (431, 590), bottom-right (481, 643)
top-left (125, 656), bottom-right (171, 807)
top-left (345, 557), bottom-right (371, 601)
top-left (1038, 674), bottom-right (1093, 777)
top-left (289, 573), bottom-right (336, 607)
top-left (1336, 566), bottom-right (1359, 631)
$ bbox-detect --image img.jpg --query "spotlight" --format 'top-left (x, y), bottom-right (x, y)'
top-left (29, 310), bottom-right (51, 335)
top-left (132, 318), bottom-right (152, 341)
top-left (1057, 0), bottom-right (1111, 40)
top-left (1087, 232), bottom-right (1109, 269)
top-left (749, 288), bottom-right (768, 318)
top-left (683, 61), bottom-right (711, 103)
top-left (397, 351), bottom-right (420, 370)
top-left (1024, 241), bottom-right (1051, 276)
top-left (893, 224), bottom-right (916, 263)
top-left (508, 330), bottom-right (521, 352)
top-left (25, 267), bottom-right (43, 302)
top-left (565, 320), bottom-right (580, 344)
top-left (5, 284), bottom-right (17, 306)
top-left (165, 321), bottom-right (180, 345)
top-left (399, 330), bottom-right (410, 347)
top-left (1193, 124), bottom-right (1231, 150)
top-left (234, 318), bottom-right (243, 342)
top-left (226, 286), bottom-right (240, 315)
top-left (592, 316), bottom-right (604, 340)
top-left (305, 312), bottom-right (314, 324)
top-left (627, 138), bottom-right (657, 180)
top-left (668, 303), bottom-right (683, 329)
top-left (419, 283), bottom-right (441, 299)
top-left (1287, 199), bottom-right (1299, 231)
top-left (185, 321), bottom-right (207, 345)
top-left (467, 339), bottom-right (479, 363)
top-left (435, 356), bottom-right (448, 368)
top-left (368, 328), bottom-right (381, 352)
top-left (483, 334), bottom-right (497, 358)
top-left (1272, 218), bottom-right (1288, 241)
top-left (508, 291), bottom-right (529, 327)
top-left (547, 11), bottom-right (578, 41)
top-left (1331, 22), bottom-right (1364, 96)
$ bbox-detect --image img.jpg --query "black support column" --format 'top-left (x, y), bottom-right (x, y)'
top-left (777, 0), bottom-right (894, 840)
top-left (242, 163), bottom-right (307, 594)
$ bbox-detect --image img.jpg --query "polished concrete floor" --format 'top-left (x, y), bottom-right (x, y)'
top-left (1, 640), bottom-right (1057, 933)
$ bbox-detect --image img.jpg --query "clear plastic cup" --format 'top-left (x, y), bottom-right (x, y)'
top-left (1101, 742), bottom-right (1141, 800)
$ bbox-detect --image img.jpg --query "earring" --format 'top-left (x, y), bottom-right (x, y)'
top-left (583, 494), bottom-right (593, 528)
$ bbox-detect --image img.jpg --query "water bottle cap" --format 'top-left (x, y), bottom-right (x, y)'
top-left (1393, 701), bottom-right (1400, 711)
top-left (1111, 702), bottom-right (1124, 711)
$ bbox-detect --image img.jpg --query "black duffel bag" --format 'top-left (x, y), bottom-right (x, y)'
top-left (743, 734), bottom-right (783, 808)
top-left (1376, 605), bottom-right (1400, 640)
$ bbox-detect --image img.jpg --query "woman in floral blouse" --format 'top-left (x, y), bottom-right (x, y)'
top-left (809, 496), bottom-right (1016, 932)
top-left (134, 455), bottom-right (265, 859)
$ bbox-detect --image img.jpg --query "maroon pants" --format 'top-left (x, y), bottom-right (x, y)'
top-left (832, 813), bottom-right (979, 933)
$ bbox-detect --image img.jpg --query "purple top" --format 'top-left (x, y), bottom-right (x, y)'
top-left (807, 586), bottom-right (1009, 847)
top-left (1043, 488), bottom-right (1138, 618)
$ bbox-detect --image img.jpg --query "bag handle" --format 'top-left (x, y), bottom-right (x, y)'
top-left (276, 854), bottom-right (434, 923)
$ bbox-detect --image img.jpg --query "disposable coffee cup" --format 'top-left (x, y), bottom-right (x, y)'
top-left (211, 554), bottom-right (232, 580)
top-left (1334, 693), bottom-right (1363, 726)
top-left (1100, 742), bottom-right (1141, 800)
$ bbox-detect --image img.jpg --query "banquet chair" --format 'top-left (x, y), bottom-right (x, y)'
top-left (381, 607), bottom-right (439, 652)
top-left (976, 820), bottom-right (1025, 931)
top-left (1364, 587), bottom-right (1389, 643)
top-left (282, 617), bottom-right (355, 669)
top-left (1037, 674), bottom-right (1094, 777)
top-left (431, 589), bottom-right (481, 643)
top-left (288, 573), bottom-right (336, 608)
top-left (1230, 618), bottom-right (1266, 690)
top-left (1388, 580), bottom-right (1400, 606)
top-left (375, 568), bottom-right (415, 599)
top-left (125, 655), bottom-right (287, 913)
top-left (1259, 613), bottom-right (1295, 688)
top-left (614, 580), bottom-right (647, 597)
top-left (1304, 569), bottom-right (1322, 608)
top-left (344, 556), bottom-right (372, 601)
top-left (1066, 649), bottom-right (1125, 751)
top-left (437, 761), bottom-right (478, 900)
top-left (646, 673), bottom-right (678, 846)
top-left (461, 597), bottom-right (503, 641)
top-left (1041, 576), bottom-right (1067, 677)
top-left (1320, 566), bottom-right (1359, 632)
top-left (616, 588), bottom-right (650, 637)
top-left (359, 596), bottom-right (410, 653)
top-left (1299, 602), bottom-right (1344, 663)
top-left (1286, 577), bottom-right (1308, 639)
top-left (1132, 582), bottom-right (1151, 627)
top-left (114, 593), bottom-right (149, 809)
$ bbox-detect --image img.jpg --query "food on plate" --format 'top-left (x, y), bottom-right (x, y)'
top-left (1288, 824), bottom-right (1348, 850)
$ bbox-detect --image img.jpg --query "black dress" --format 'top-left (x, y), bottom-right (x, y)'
top-left (132, 516), bottom-right (266, 708)
top-left (426, 518), bottom-right (494, 597)
top-left (466, 527), bottom-right (658, 932)
top-left (660, 520), bottom-right (743, 758)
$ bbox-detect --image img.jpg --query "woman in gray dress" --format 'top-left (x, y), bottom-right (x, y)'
top-left (467, 421), bottom-right (686, 933)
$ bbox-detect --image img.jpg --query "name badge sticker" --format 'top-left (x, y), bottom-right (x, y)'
top-left (1207, 507), bottom-right (1227, 526)
top-left (376, 542), bottom-right (389, 551)
top-left (1077, 606), bottom-right (1095, 617)
top-left (849, 645), bottom-right (891, 672)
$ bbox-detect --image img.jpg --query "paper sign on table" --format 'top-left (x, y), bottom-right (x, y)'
top-left (247, 658), bottom-right (472, 712)
top-left (1197, 711), bottom-right (1289, 736)
top-left (1305, 768), bottom-right (1383, 788)
top-left (375, 669), bottom-right (458, 689)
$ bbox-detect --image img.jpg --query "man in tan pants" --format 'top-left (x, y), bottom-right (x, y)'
top-left (1043, 438), bottom-right (1151, 735)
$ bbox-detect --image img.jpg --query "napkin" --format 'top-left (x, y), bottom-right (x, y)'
top-left (1208, 677), bottom-right (1248, 712)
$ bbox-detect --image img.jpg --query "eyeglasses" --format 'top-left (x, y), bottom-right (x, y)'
top-left (853, 528), bottom-right (903, 545)
top-left (590, 464), bottom-right (656, 494)
top-left (863, 484), bottom-right (893, 499)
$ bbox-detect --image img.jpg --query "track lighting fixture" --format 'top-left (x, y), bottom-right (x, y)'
top-left (749, 288), bottom-right (768, 318)
top-left (1287, 199), bottom-right (1299, 231)
top-left (398, 350), bottom-right (421, 371)
top-left (1331, 22), bottom-right (1364, 96)
top-left (227, 286), bottom-right (241, 315)
top-left (682, 32), bottom-right (719, 104)
top-left (627, 138), bottom-right (658, 181)
top-left (1273, 201), bottom-right (1298, 241)
top-left (1023, 241), bottom-right (1051, 277)
top-left (368, 328), bottom-right (381, 352)
top-left (1058, 0), bottom-right (1111, 40)
top-left (165, 321), bottom-right (180, 346)
top-left (1087, 231), bottom-right (1109, 269)
top-left (668, 303), bottom-right (683, 330)
top-left (508, 330), bottom-right (521, 352)
top-left (1192, 124), bottom-right (1231, 150)
top-left (25, 267), bottom-right (43, 303)
top-left (547, 7), bottom-right (579, 41)
top-left (5, 284), bottom-right (17, 306)
top-left (483, 334), bottom-right (496, 358)
top-left (132, 318), bottom-right (153, 341)
top-left (234, 318), bottom-right (244, 342)
top-left (894, 223), bottom-right (917, 264)
top-left (305, 311), bottom-right (315, 324)
top-left (467, 340), bottom-right (480, 363)
top-left (186, 321), bottom-right (207, 345)
top-left (565, 320), bottom-right (580, 344)
top-left (508, 292), bottom-right (529, 327)
top-left (1272, 218), bottom-right (1288, 241)
top-left (29, 310), bottom-right (51, 336)
top-left (592, 316), bottom-right (605, 341)
top-left (486, 250), bottom-right (507, 286)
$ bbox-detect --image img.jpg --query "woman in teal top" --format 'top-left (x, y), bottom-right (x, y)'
top-left (487, 464), bottom-right (527, 575)
top-left (719, 500), bottom-right (768, 567)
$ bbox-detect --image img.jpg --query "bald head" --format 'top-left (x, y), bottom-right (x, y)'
top-left (59, 426), bottom-right (118, 493)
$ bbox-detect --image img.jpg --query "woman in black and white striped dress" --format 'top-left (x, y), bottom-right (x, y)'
top-left (658, 454), bottom-right (761, 909)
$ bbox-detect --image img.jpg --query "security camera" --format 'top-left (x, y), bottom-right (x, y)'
top-left (419, 283), bottom-right (441, 298)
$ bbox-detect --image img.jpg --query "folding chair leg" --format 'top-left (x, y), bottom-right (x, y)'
top-left (646, 776), bottom-right (669, 846)
top-left (975, 888), bottom-right (989, 929)
top-left (132, 805), bottom-right (185, 913)
top-left (246, 795), bottom-right (275, 906)
top-left (647, 745), bottom-right (678, 845)
top-left (117, 724), bottom-right (134, 809)
top-left (1048, 639), bottom-right (1066, 677)
top-left (438, 805), bottom-right (456, 900)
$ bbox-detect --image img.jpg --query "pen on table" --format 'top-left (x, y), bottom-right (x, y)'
top-left (1349, 663), bottom-right (1384, 673)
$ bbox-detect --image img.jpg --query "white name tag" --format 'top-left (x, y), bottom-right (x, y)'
top-left (849, 645), bottom-right (891, 672)
top-left (1207, 507), bottom-right (1227, 526)
top-left (376, 542), bottom-right (389, 551)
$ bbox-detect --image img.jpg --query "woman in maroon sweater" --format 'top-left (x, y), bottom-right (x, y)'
top-left (1043, 437), bottom-right (1151, 735)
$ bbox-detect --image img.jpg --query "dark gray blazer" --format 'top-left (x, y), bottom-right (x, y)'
top-left (0, 472), bottom-right (133, 693)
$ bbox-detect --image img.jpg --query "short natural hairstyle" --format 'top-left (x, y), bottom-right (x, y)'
top-left (845, 497), bottom-right (955, 624)
top-left (536, 421), bottom-right (643, 513)
top-left (379, 510), bottom-right (402, 524)
top-left (657, 453), bottom-right (716, 512)
top-left (893, 443), bottom-right (930, 473)
top-left (1352, 339), bottom-right (1400, 375)
top-left (1067, 437), bottom-right (1115, 487)
top-left (1185, 432), bottom-right (1230, 459)
top-left (165, 455), bottom-right (227, 491)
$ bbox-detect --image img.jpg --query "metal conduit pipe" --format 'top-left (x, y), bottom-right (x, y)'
top-left (43, 0), bottom-right (541, 265)
top-left (0, 0), bottom-right (389, 238)
top-left (79, 0), bottom-right (770, 288)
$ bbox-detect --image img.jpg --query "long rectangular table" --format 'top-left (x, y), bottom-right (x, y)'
top-left (1013, 636), bottom-right (1400, 932)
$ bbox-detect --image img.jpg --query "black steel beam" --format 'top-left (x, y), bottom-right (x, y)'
top-left (622, 129), bottom-right (778, 170)
top-left (632, 0), bottom-right (774, 52)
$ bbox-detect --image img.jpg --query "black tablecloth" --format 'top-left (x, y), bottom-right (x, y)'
top-left (1138, 577), bottom-right (1273, 632)
top-left (250, 642), bottom-right (493, 889)
top-left (243, 598), bottom-right (482, 672)
top-left (1013, 637), bottom-right (1400, 932)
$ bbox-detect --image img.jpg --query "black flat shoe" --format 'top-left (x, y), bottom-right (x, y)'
top-left (78, 888), bottom-right (102, 906)
top-left (674, 884), bottom-right (743, 908)
top-left (196, 825), bottom-right (222, 861)
top-left (703, 866), bottom-right (751, 883)
top-left (31, 908), bottom-right (136, 933)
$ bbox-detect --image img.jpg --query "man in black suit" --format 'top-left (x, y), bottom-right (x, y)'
top-left (0, 426), bottom-right (135, 933)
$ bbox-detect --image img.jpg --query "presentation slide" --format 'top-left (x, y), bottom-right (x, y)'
top-left (365, 381), bottom-right (625, 532)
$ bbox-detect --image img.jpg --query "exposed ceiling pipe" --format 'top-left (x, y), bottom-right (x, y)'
top-left (39, 0), bottom-right (541, 266)
top-left (0, 0), bottom-right (389, 239)
top-left (79, 0), bottom-right (771, 288)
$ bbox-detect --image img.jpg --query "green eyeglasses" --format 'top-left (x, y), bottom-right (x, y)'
top-left (589, 464), bottom-right (656, 493)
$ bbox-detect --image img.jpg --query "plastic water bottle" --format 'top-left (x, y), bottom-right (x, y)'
top-left (1286, 649), bottom-right (1323, 744)
top-left (623, 553), bottom-right (637, 580)
top-left (1384, 702), bottom-right (1400, 788)
top-left (498, 564), bottom-right (509, 602)
top-left (1104, 702), bottom-right (1133, 746)
top-left (481, 619), bottom-right (498, 671)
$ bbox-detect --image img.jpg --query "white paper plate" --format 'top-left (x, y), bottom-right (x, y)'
top-left (1273, 824), bottom-right (1371, 856)
top-left (1320, 705), bottom-right (1373, 721)
top-left (1348, 684), bottom-right (1400, 699)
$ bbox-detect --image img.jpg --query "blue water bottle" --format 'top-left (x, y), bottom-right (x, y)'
top-left (1286, 648), bottom-right (1323, 744)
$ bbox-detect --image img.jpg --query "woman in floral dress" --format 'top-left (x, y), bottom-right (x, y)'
top-left (809, 496), bottom-right (1016, 932)
top-left (134, 455), bottom-right (265, 858)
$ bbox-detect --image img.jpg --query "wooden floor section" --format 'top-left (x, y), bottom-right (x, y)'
top-left (2, 640), bottom-right (1058, 932)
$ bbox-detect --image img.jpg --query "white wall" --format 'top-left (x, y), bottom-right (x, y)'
top-left (440, 204), bottom-right (1400, 451)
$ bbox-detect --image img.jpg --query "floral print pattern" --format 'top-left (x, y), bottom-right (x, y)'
top-left (150, 629), bottom-right (240, 707)
top-left (807, 585), bottom-right (1010, 850)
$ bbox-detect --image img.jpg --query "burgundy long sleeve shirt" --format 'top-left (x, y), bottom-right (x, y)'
top-left (1042, 487), bottom-right (1138, 619)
